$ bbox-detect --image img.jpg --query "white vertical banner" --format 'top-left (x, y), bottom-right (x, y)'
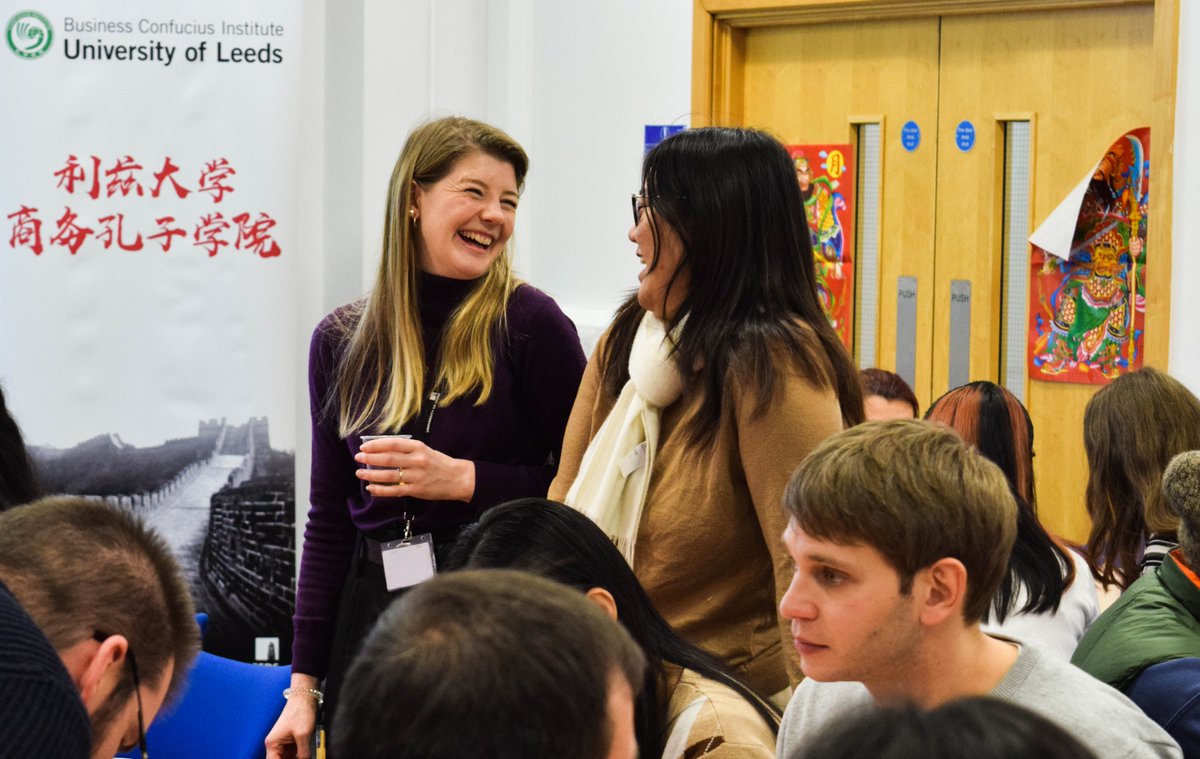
top-left (0, 1), bottom-right (304, 663)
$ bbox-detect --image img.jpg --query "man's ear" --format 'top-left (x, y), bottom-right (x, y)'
top-left (917, 558), bottom-right (968, 627)
top-left (585, 587), bottom-right (619, 621)
top-left (76, 634), bottom-right (129, 711)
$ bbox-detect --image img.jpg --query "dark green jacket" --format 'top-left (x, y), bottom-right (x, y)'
top-left (1071, 552), bottom-right (1200, 688)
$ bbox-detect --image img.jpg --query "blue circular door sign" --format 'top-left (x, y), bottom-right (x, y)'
top-left (901, 121), bottom-right (921, 152)
top-left (956, 121), bottom-right (976, 152)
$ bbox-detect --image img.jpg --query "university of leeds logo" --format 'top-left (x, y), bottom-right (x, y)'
top-left (6, 11), bottom-right (53, 59)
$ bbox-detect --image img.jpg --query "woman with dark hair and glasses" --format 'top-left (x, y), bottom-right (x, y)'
top-left (550, 127), bottom-right (863, 699)
top-left (446, 498), bottom-right (780, 758)
top-left (924, 381), bottom-right (1098, 658)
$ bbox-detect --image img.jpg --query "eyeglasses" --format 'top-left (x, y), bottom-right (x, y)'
top-left (631, 193), bottom-right (687, 225)
top-left (631, 194), bottom-right (650, 225)
top-left (94, 631), bottom-right (149, 758)
top-left (128, 648), bottom-right (149, 759)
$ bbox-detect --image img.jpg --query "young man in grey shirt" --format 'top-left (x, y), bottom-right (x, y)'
top-left (775, 420), bottom-right (1180, 759)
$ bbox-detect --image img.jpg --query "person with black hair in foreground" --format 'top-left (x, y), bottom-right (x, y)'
top-left (795, 697), bottom-right (1097, 759)
top-left (448, 498), bottom-right (780, 758)
top-left (331, 569), bottom-right (644, 759)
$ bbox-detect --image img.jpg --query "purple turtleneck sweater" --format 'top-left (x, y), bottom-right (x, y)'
top-left (292, 273), bottom-right (586, 677)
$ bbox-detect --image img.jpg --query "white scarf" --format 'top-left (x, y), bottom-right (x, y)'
top-left (565, 312), bottom-right (684, 565)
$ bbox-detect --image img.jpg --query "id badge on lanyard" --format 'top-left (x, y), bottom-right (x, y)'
top-left (381, 514), bottom-right (436, 591)
top-left (379, 386), bottom-right (443, 591)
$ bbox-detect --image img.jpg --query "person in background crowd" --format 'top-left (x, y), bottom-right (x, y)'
top-left (551, 127), bottom-right (863, 700)
top-left (0, 384), bottom-right (40, 511)
top-left (925, 381), bottom-right (1098, 659)
top-left (267, 116), bottom-right (586, 758)
top-left (1073, 450), bottom-right (1200, 755)
top-left (0, 497), bottom-right (199, 759)
top-left (1082, 367), bottom-right (1200, 591)
top-left (794, 697), bottom-right (1098, 759)
top-left (447, 498), bottom-right (780, 758)
top-left (860, 368), bottom-right (919, 421)
top-left (331, 569), bottom-right (644, 759)
top-left (775, 420), bottom-right (1180, 759)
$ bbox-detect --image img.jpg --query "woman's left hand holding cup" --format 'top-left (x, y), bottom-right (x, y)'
top-left (356, 435), bottom-right (476, 502)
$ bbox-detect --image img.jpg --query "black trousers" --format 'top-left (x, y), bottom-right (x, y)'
top-left (321, 530), bottom-right (462, 755)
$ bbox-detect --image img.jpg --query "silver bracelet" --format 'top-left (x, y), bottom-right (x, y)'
top-left (283, 686), bottom-right (324, 706)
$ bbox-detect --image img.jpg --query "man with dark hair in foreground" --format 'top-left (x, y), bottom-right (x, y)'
top-left (0, 496), bottom-right (199, 758)
top-left (332, 568), bottom-right (645, 759)
top-left (775, 420), bottom-right (1179, 759)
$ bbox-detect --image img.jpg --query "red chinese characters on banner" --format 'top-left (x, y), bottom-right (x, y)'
top-left (6, 154), bottom-right (282, 259)
top-left (53, 156), bottom-right (93, 196)
top-left (7, 206), bottom-right (43, 255)
top-left (151, 158), bottom-right (191, 200)
top-left (234, 212), bottom-right (281, 258)
top-left (97, 214), bottom-right (144, 252)
top-left (105, 156), bottom-right (145, 198)
top-left (49, 208), bottom-right (95, 255)
top-left (194, 213), bottom-right (231, 257)
top-left (147, 217), bottom-right (187, 251)
top-left (198, 159), bottom-right (236, 204)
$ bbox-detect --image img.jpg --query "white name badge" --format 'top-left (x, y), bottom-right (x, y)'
top-left (380, 533), bottom-right (437, 591)
top-left (620, 441), bottom-right (648, 477)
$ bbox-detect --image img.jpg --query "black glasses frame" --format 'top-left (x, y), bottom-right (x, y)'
top-left (631, 194), bottom-right (650, 226)
top-left (94, 631), bottom-right (149, 758)
top-left (631, 193), bottom-right (688, 226)
top-left (128, 648), bottom-right (148, 759)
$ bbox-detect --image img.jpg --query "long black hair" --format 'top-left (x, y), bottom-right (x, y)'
top-left (445, 498), bottom-right (780, 757)
top-left (925, 381), bottom-right (1073, 621)
top-left (0, 385), bottom-right (39, 511)
top-left (601, 127), bottom-right (863, 445)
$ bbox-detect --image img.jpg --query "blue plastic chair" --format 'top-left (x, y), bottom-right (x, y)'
top-left (117, 650), bottom-right (291, 759)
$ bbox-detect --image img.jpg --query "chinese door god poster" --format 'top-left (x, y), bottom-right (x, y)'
top-left (787, 144), bottom-right (855, 348)
top-left (0, 1), bottom-right (306, 663)
top-left (1027, 128), bottom-right (1149, 384)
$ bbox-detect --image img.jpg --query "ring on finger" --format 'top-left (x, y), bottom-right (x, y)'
top-left (396, 468), bottom-right (404, 486)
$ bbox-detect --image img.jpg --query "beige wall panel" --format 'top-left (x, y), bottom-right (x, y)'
top-left (742, 19), bottom-right (940, 404)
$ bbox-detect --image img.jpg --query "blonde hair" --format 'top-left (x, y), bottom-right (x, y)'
top-left (333, 117), bottom-right (529, 436)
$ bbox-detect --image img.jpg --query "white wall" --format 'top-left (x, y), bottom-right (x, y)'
top-left (522, 0), bottom-right (693, 350)
top-left (1169, 1), bottom-right (1200, 391)
top-left (346, 0), bottom-right (692, 350)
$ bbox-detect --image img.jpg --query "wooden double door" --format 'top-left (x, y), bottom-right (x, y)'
top-left (696, 0), bottom-right (1176, 540)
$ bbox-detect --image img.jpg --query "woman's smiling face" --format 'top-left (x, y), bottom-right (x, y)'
top-left (630, 196), bottom-right (688, 320)
top-left (412, 151), bottom-right (519, 280)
